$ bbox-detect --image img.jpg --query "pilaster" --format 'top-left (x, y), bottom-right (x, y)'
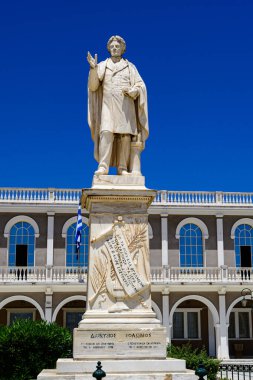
top-left (216, 214), bottom-right (224, 267)
top-left (162, 288), bottom-right (170, 343)
top-left (161, 214), bottom-right (168, 266)
top-left (47, 212), bottom-right (55, 266)
top-left (208, 309), bottom-right (215, 356)
top-left (216, 288), bottom-right (229, 359)
top-left (45, 288), bottom-right (53, 323)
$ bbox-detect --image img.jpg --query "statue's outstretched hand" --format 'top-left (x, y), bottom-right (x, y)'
top-left (87, 52), bottom-right (97, 69)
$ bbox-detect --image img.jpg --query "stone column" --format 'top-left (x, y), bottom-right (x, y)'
top-left (216, 215), bottom-right (224, 267)
top-left (216, 289), bottom-right (229, 359)
top-left (208, 309), bottom-right (215, 356)
top-left (162, 289), bottom-right (170, 343)
top-left (161, 214), bottom-right (168, 266)
top-left (45, 288), bottom-right (53, 323)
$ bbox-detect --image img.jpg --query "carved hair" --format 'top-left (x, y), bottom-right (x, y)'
top-left (107, 35), bottom-right (126, 54)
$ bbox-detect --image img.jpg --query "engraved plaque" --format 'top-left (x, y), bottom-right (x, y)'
top-left (73, 328), bottom-right (166, 359)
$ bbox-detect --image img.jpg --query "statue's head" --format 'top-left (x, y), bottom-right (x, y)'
top-left (107, 35), bottom-right (126, 57)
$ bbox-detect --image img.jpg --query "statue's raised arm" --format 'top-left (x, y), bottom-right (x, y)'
top-left (87, 35), bottom-right (149, 177)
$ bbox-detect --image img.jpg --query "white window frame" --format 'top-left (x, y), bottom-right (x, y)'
top-left (172, 308), bottom-right (202, 340)
top-left (4, 216), bottom-right (40, 267)
top-left (63, 307), bottom-right (84, 328)
top-left (229, 308), bottom-right (252, 340)
top-left (62, 217), bottom-right (89, 267)
top-left (175, 218), bottom-right (208, 267)
top-left (6, 308), bottom-right (36, 325)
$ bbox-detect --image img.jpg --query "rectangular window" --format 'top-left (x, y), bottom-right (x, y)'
top-left (173, 312), bottom-right (184, 339)
top-left (187, 312), bottom-right (198, 339)
top-left (7, 308), bottom-right (35, 325)
top-left (173, 309), bottom-right (201, 339)
top-left (228, 312), bottom-right (235, 338)
top-left (63, 308), bottom-right (84, 332)
top-left (239, 312), bottom-right (250, 338)
top-left (229, 309), bottom-right (252, 339)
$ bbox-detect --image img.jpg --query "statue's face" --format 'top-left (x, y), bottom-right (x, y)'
top-left (109, 40), bottom-right (122, 58)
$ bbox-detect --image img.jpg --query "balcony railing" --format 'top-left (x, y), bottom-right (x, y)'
top-left (151, 266), bottom-right (253, 283)
top-left (0, 266), bottom-right (87, 283)
top-left (153, 190), bottom-right (253, 206)
top-left (0, 188), bottom-right (81, 204)
top-left (0, 266), bottom-right (252, 284)
top-left (0, 188), bottom-right (253, 207)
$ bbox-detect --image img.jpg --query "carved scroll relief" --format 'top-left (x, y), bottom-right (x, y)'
top-left (89, 217), bottom-right (151, 311)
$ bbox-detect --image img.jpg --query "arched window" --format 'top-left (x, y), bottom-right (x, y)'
top-left (234, 224), bottom-right (253, 267)
top-left (66, 223), bottom-right (89, 267)
top-left (179, 223), bottom-right (203, 267)
top-left (9, 222), bottom-right (35, 267)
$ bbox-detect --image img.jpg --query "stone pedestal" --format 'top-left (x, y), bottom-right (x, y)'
top-left (38, 179), bottom-right (196, 380)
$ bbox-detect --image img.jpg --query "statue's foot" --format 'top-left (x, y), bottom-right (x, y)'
top-left (118, 169), bottom-right (129, 176)
top-left (95, 167), bottom-right (108, 176)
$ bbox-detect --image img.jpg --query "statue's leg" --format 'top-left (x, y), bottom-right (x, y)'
top-left (95, 131), bottom-right (114, 175)
top-left (117, 134), bottom-right (131, 175)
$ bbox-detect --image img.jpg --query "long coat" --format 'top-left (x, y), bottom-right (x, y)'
top-left (88, 58), bottom-right (149, 167)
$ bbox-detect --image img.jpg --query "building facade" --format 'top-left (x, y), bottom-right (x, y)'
top-left (0, 187), bottom-right (253, 359)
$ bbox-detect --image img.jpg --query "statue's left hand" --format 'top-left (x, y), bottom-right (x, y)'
top-left (122, 87), bottom-right (139, 99)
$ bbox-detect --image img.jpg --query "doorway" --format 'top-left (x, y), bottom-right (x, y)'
top-left (15, 245), bottom-right (28, 280)
top-left (240, 246), bottom-right (251, 280)
top-left (240, 246), bottom-right (252, 267)
top-left (16, 245), bottom-right (28, 266)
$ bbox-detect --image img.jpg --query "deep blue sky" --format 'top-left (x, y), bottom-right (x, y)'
top-left (1, 0), bottom-right (253, 191)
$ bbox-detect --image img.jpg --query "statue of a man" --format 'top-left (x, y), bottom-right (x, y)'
top-left (87, 36), bottom-right (149, 176)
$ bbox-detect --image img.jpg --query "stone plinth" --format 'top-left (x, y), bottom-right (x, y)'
top-left (38, 359), bottom-right (197, 380)
top-left (92, 174), bottom-right (146, 189)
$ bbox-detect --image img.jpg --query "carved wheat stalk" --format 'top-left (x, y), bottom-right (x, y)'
top-left (89, 250), bottom-right (108, 307)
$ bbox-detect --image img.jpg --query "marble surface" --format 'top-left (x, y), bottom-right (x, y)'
top-left (37, 188), bottom-right (196, 380)
top-left (92, 174), bottom-right (146, 189)
top-left (73, 324), bottom-right (167, 359)
top-left (83, 189), bottom-right (154, 314)
top-left (38, 358), bottom-right (197, 380)
top-left (87, 36), bottom-right (149, 176)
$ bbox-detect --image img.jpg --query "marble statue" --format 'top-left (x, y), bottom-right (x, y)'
top-left (87, 35), bottom-right (149, 176)
top-left (36, 37), bottom-right (195, 380)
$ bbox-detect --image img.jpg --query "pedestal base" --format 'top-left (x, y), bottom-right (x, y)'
top-left (37, 312), bottom-right (196, 380)
top-left (38, 358), bottom-right (197, 380)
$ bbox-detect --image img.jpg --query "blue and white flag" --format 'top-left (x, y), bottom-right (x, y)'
top-left (75, 203), bottom-right (82, 253)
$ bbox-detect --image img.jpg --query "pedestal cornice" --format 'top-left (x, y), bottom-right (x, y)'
top-left (82, 188), bottom-right (157, 211)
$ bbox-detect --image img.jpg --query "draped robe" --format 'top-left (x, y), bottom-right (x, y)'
top-left (88, 58), bottom-right (149, 167)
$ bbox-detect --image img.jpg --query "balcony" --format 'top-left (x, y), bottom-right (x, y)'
top-left (0, 266), bottom-right (87, 283)
top-left (0, 266), bottom-right (252, 284)
top-left (153, 190), bottom-right (253, 206)
top-left (151, 266), bottom-right (253, 283)
top-left (0, 188), bottom-right (253, 207)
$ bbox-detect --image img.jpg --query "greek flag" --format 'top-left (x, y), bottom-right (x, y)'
top-left (75, 203), bottom-right (82, 253)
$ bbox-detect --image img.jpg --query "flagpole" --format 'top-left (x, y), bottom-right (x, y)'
top-left (75, 201), bottom-right (84, 283)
